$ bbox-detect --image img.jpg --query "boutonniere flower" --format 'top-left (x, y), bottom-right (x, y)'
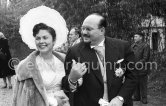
top-left (115, 68), bottom-right (125, 77)
top-left (115, 59), bottom-right (125, 77)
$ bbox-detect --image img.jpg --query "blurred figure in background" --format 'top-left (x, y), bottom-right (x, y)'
top-left (55, 27), bottom-right (82, 54)
top-left (131, 32), bottom-right (150, 104)
top-left (68, 27), bottom-right (82, 46)
top-left (0, 32), bottom-right (15, 89)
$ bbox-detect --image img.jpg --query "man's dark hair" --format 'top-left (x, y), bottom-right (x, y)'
top-left (91, 13), bottom-right (107, 28)
top-left (135, 32), bottom-right (145, 41)
top-left (33, 23), bottom-right (56, 41)
top-left (135, 32), bottom-right (145, 38)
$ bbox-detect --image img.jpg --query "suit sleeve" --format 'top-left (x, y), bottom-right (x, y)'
top-left (62, 48), bottom-right (75, 92)
top-left (139, 44), bottom-right (150, 63)
top-left (118, 42), bottom-right (137, 102)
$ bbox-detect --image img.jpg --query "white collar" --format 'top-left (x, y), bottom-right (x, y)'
top-left (91, 38), bottom-right (105, 49)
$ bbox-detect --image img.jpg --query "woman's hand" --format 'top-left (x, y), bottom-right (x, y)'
top-left (55, 95), bottom-right (68, 106)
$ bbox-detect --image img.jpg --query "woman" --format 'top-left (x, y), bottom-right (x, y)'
top-left (12, 6), bottom-right (69, 106)
top-left (12, 23), bottom-right (69, 106)
top-left (0, 32), bottom-right (15, 89)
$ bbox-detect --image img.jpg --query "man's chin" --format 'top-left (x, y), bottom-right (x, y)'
top-left (83, 38), bottom-right (91, 43)
top-left (83, 40), bottom-right (91, 43)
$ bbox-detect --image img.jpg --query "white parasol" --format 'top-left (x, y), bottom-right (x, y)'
top-left (19, 5), bottom-right (68, 49)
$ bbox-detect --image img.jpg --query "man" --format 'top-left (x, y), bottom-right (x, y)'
top-left (62, 13), bottom-right (136, 106)
top-left (68, 27), bottom-right (82, 46)
top-left (131, 33), bottom-right (150, 104)
top-left (55, 27), bottom-right (82, 53)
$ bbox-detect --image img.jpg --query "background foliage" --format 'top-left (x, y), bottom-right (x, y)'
top-left (0, 0), bottom-right (166, 91)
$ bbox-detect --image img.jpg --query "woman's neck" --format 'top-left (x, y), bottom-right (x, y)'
top-left (39, 51), bottom-right (53, 61)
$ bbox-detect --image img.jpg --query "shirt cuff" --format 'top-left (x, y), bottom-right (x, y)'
top-left (68, 78), bottom-right (77, 92)
top-left (116, 96), bottom-right (124, 103)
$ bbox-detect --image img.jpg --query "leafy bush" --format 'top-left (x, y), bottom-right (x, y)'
top-left (148, 49), bottom-right (166, 92)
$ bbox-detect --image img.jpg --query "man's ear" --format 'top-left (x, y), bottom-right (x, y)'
top-left (100, 27), bottom-right (105, 33)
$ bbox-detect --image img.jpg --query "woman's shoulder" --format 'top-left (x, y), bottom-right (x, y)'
top-left (16, 58), bottom-right (28, 72)
top-left (16, 51), bottom-right (37, 69)
top-left (16, 51), bottom-right (38, 81)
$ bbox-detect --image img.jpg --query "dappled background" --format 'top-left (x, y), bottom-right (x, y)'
top-left (0, 0), bottom-right (166, 103)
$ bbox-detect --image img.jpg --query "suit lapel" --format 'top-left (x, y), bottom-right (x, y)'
top-left (105, 37), bottom-right (118, 88)
top-left (78, 38), bottom-right (119, 87)
top-left (79, 43), bottom-right (104, 85)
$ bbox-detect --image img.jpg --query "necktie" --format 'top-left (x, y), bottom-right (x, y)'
top-left (94, 46), bottom-right (108, 101)
top-left (94, 46), bottom-right (104, 66)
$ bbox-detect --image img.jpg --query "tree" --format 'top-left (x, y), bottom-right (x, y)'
top-left (43, 0), bottom-right (166, 41)
top-left (2, 0), bottom-right (166, 57)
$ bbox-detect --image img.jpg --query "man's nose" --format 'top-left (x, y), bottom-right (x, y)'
top-left (39, 39), bottom-right (44, 43)
top-left (82, 29), bottom-right (88, 34)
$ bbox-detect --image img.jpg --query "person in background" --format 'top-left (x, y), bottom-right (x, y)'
top-left (62, 13), bottom-right (137, 106)
top-left (55, 27), bottom-right (82, 54)
top-left (0, 32), bottom-right (15, 89)
top-left (131, 32), bottom-right (150, 104)
top-left (68, 27), bottom-right (82, 46)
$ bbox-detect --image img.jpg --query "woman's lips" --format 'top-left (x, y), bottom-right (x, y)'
top-left (39, 44), bottom-right (47, 49)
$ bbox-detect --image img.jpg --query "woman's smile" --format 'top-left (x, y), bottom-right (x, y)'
top-left (38, 44), bottom-right (48, 49)
top-left (35, 30), bottom-right (55, 54)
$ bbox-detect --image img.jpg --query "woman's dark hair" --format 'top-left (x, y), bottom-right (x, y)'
top-left (33, 23), bottom-right (56, 41)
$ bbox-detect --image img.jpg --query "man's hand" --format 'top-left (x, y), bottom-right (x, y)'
top-left (69, 59), bottom-right (87, 82)
top-left (108, 97), bottom-right (123, 106)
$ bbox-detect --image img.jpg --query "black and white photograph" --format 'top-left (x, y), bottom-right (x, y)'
top-left (0, 0), bottom-right (166, 106)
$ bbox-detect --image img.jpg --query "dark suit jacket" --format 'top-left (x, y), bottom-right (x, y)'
top-left (62, 37), bottom-right (137, 106)
top-left (131, 41), bottom-right (150, 75)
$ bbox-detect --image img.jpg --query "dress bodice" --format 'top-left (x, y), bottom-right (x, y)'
top-left (36, 55), bottom-right (69, 106)
top-left (36, 55), bottom-right (65, 92)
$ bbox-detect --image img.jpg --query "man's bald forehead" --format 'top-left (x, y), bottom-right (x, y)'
top-left (83, 13), bottom-right (107, 28)
top-left (82, 14), bottom-right (103, 28)
top-left (85, 14), bottom-right (103, 22)
top-left (70, 28), bottom-right (76, 33)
